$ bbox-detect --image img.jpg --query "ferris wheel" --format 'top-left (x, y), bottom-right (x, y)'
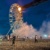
top-left (7, 3), bottom-right (23, 35)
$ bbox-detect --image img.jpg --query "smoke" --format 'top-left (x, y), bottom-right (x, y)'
top-left (11, 21), bottom-right (50, 39)
top-left (39, 21), bottom-right (50, 36)
top-left (11, 22), bottom-right (40, 39)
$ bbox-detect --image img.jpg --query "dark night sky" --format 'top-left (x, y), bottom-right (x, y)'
top-left (0, 0), bottom-right (50, 35)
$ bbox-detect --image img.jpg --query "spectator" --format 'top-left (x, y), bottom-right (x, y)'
top-left (12, 35), bottom-right (16, 45)
top-left (35, 35), bottom-right (38, 42)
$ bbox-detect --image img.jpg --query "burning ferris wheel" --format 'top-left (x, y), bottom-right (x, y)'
top-left (7, 3), bottom-right (23, 35)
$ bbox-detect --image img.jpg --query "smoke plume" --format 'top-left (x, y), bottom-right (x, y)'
top-left (11, 21), bottom-right (50, 39)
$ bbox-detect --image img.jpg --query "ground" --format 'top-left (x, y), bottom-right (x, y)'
top-left (0, 40), bottom-right (50, 50)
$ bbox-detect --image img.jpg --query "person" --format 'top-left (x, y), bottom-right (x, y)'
top-left (35, 35), bottom-right (38, 42)
top-left (12, 35), bottom-right (16, 45)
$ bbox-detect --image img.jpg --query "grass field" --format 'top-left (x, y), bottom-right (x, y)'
top-left (0, 40), bottom-right (50, 50)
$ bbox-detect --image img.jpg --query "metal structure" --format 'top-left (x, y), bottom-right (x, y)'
top-left (7, 3), bottom-right (23, 35)
top-left (7, 0), bottom-right (47, 35)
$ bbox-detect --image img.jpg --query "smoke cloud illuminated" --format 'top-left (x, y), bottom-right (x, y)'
top-left (11, 21), bottom-right (50, 39)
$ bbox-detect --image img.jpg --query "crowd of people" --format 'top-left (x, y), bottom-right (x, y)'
top-left (3, 35), bottom-right (42, 45)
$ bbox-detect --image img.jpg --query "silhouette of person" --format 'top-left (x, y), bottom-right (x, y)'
top-left (12, 35), bottom-right (16, 45)
top-left (35, 35), bottom-right (38, 42)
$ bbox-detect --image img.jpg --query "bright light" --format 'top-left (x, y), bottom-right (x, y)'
top-left (43, 34), bottom-right (48, 38)
top-left (18, 7), bottom-right (21, 12)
